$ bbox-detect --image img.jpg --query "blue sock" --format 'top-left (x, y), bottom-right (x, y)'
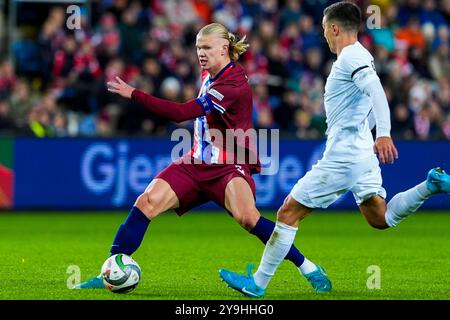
top-left (250, 216), bottom-right (305, 267)
top-left (110, 206), bottom-right (151, 256)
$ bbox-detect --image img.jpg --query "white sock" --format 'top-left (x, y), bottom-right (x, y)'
top-left (253, 221), bottom-right (297, 289)
top-left (299, 257), bottom-right (317, 275)
top-left (385, 181), bottom-right (432, 227)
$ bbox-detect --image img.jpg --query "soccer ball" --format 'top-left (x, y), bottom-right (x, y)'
top-left (101, 254), bottom-right (141, 293)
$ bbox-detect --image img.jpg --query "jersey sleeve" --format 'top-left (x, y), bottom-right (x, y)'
top-left (340, 51), bottom-right (379, 91)
top-left (341, 50), bottom-right (391, 138)
top-left (195, 82), bottom-right (240, 115)
top-left (131, 89), bottom-right (205, 123)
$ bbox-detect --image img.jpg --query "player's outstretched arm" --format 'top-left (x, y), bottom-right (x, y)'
top-left (107, 76), bottom-right (205, 123)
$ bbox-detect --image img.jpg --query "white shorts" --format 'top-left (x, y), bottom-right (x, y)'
top-left (290, 155), bottom-right (386, 208)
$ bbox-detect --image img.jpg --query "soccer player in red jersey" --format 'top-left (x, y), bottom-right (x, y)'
top-left (76, 23), bottom-right (329, 291)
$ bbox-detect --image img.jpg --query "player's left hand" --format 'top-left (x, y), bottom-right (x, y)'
top-left (106, 76), bottom-right (135, 99)
top-left (374, 136), bottom-right (399, 164)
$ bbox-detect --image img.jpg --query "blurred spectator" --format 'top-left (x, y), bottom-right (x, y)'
top-left (96, 103), bottom-right (121, 137)
top-left (52, 110), bottom-right (69, 137)
top-left (436, 77), bottom-right (450, 111)
top-left (27, 105), bottom-right (55, 138)
top-left (73, 40), bottom-right (102, 81)
top-left (274, 90), bottom-right (298, 132)
top-left (384, 2), bottom-right (401, 29)
top-left (408, 45), bottom-right (432, 79)
top-left (303, 0), bottom-right (335, 25)
top-left (280, 22), bottom-right (302, 54)
top-left (213, 0), bottom-right (249, 33)
top-left (368, 15), bottom-right (395, 53)
top-left (163, 0), bottom-right (198, 32)
top-left (373, 45), bottom-right (391, 80)
top-left (304, 47), bottom-right (324, 77)
top-left (395, 16), bottom-right (426, 50)
top-left (294, 107), bottom-right (325, 139)
top-left (391, 103), bottom-right (415, 139)
top-left (414, 106), bottom-right (431, 139)
top-left (429, 43), bottom-right (450, 80)
top-left (443, 0), bottom-right (450, 25)
top-left (119, 5), bottom-right (144, 65)
top-left (252, 83), bottom-right (274, 129)
top-left (52, 35), bottom-right (77, 80)
top-left (442, 114), bottom-right (450, 139)
top-left (415, 100), bottom-right (443, 139)
top-left (192, 0), bottom-right (213, 24)
top-left (279, 0), bottom-right (303, 31)
top-left (398, 0), bottom-right (423, 27)
top-left (160, 77), bottom-right (181, 101)
top-left (8, 78), bottom-right (38, 128)
top-left (265, 41), bottom-right (289, 98)
top-left (0, 60), bottom-right (17, 98)
top-left (0, 99), bottom-right (16, 133)
top-left (420, 0), bottom-right (446, 30)
top-left (242, 35), bottom-right (268, 81)
top-left (299, 15), bottom-right (321, 52)
top-left (432, 25), bottom-right (450, 50)
top-left (93, 13), bottom-right (121, 68)
top-left (408, 80), bottom-right (431, 113)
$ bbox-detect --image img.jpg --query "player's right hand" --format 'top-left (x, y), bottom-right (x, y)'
top-left (107, 76), bottom-right (135, 99)
top-left (374, 136), bottom-right (399, 164)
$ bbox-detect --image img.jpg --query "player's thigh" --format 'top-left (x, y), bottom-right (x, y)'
top-left (277, 194), bottom-right (313, 227)
top-left (351, 156), bottom-right (389, 229)
top-left (224, 176), bottom-right (260, 230)
top-left (134, 178), bottom-right (180, 219)
top-left (290, 159), bottom-right (355, 209)
top-left (350, 155), bottom-right (387, 207)
top-left (153, 161), bottom-right (210, 216)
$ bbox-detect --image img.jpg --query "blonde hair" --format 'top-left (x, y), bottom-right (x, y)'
top-left (197, 23), bottom-right (249, 61)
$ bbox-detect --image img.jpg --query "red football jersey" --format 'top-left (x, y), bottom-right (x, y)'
top-left (192, 62), bottom-right (260, 173)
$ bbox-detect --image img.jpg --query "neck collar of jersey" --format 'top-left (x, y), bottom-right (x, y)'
top-left (210, 61), bottom-right (234, 83)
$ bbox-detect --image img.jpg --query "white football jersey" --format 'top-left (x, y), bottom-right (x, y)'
top-left (323, 41), bottom-right (380, 161)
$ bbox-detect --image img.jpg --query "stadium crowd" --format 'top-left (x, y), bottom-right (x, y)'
top-left (0, 0), bottom-right (449, 140)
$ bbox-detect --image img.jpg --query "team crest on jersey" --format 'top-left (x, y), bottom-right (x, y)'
top-left (208, 88), bottom-right (224, 101)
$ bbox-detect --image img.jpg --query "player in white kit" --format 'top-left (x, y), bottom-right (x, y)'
top-left (219, 1), bottom-right (450, 297)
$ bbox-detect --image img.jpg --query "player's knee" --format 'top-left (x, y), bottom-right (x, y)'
top-left (277, 202), bottom-right (304, 225)
top-left (234, 207), bottom-right (260, 231)
top-left (277, 208), bottom-right (296, 225)
top-left (241, 215), bottom-right (259, 231)
top-left (134, 193), bottom-right (158, 219)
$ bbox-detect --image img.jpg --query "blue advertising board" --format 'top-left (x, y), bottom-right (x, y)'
top-left (14, 138), bottom-right (450, 210)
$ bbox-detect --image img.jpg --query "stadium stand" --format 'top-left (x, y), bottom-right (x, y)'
top-left (0, 0), bottom-right (448, 140)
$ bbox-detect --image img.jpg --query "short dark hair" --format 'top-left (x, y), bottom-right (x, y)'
top-left (323, 1), bottom-right (361, 33)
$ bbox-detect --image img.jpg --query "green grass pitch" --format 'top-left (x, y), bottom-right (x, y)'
top-left (0, 211), bottom-right (449, 300)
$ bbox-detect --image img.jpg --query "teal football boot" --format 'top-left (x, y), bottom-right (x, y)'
top-left (426, 167), bottom-right (450, 194)
top-left (72, 275), bottom-right (105, 289)
top-left (304, 265), bottom-right (332, 293)
top-left (219, 263), bottom-right (265, 298)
